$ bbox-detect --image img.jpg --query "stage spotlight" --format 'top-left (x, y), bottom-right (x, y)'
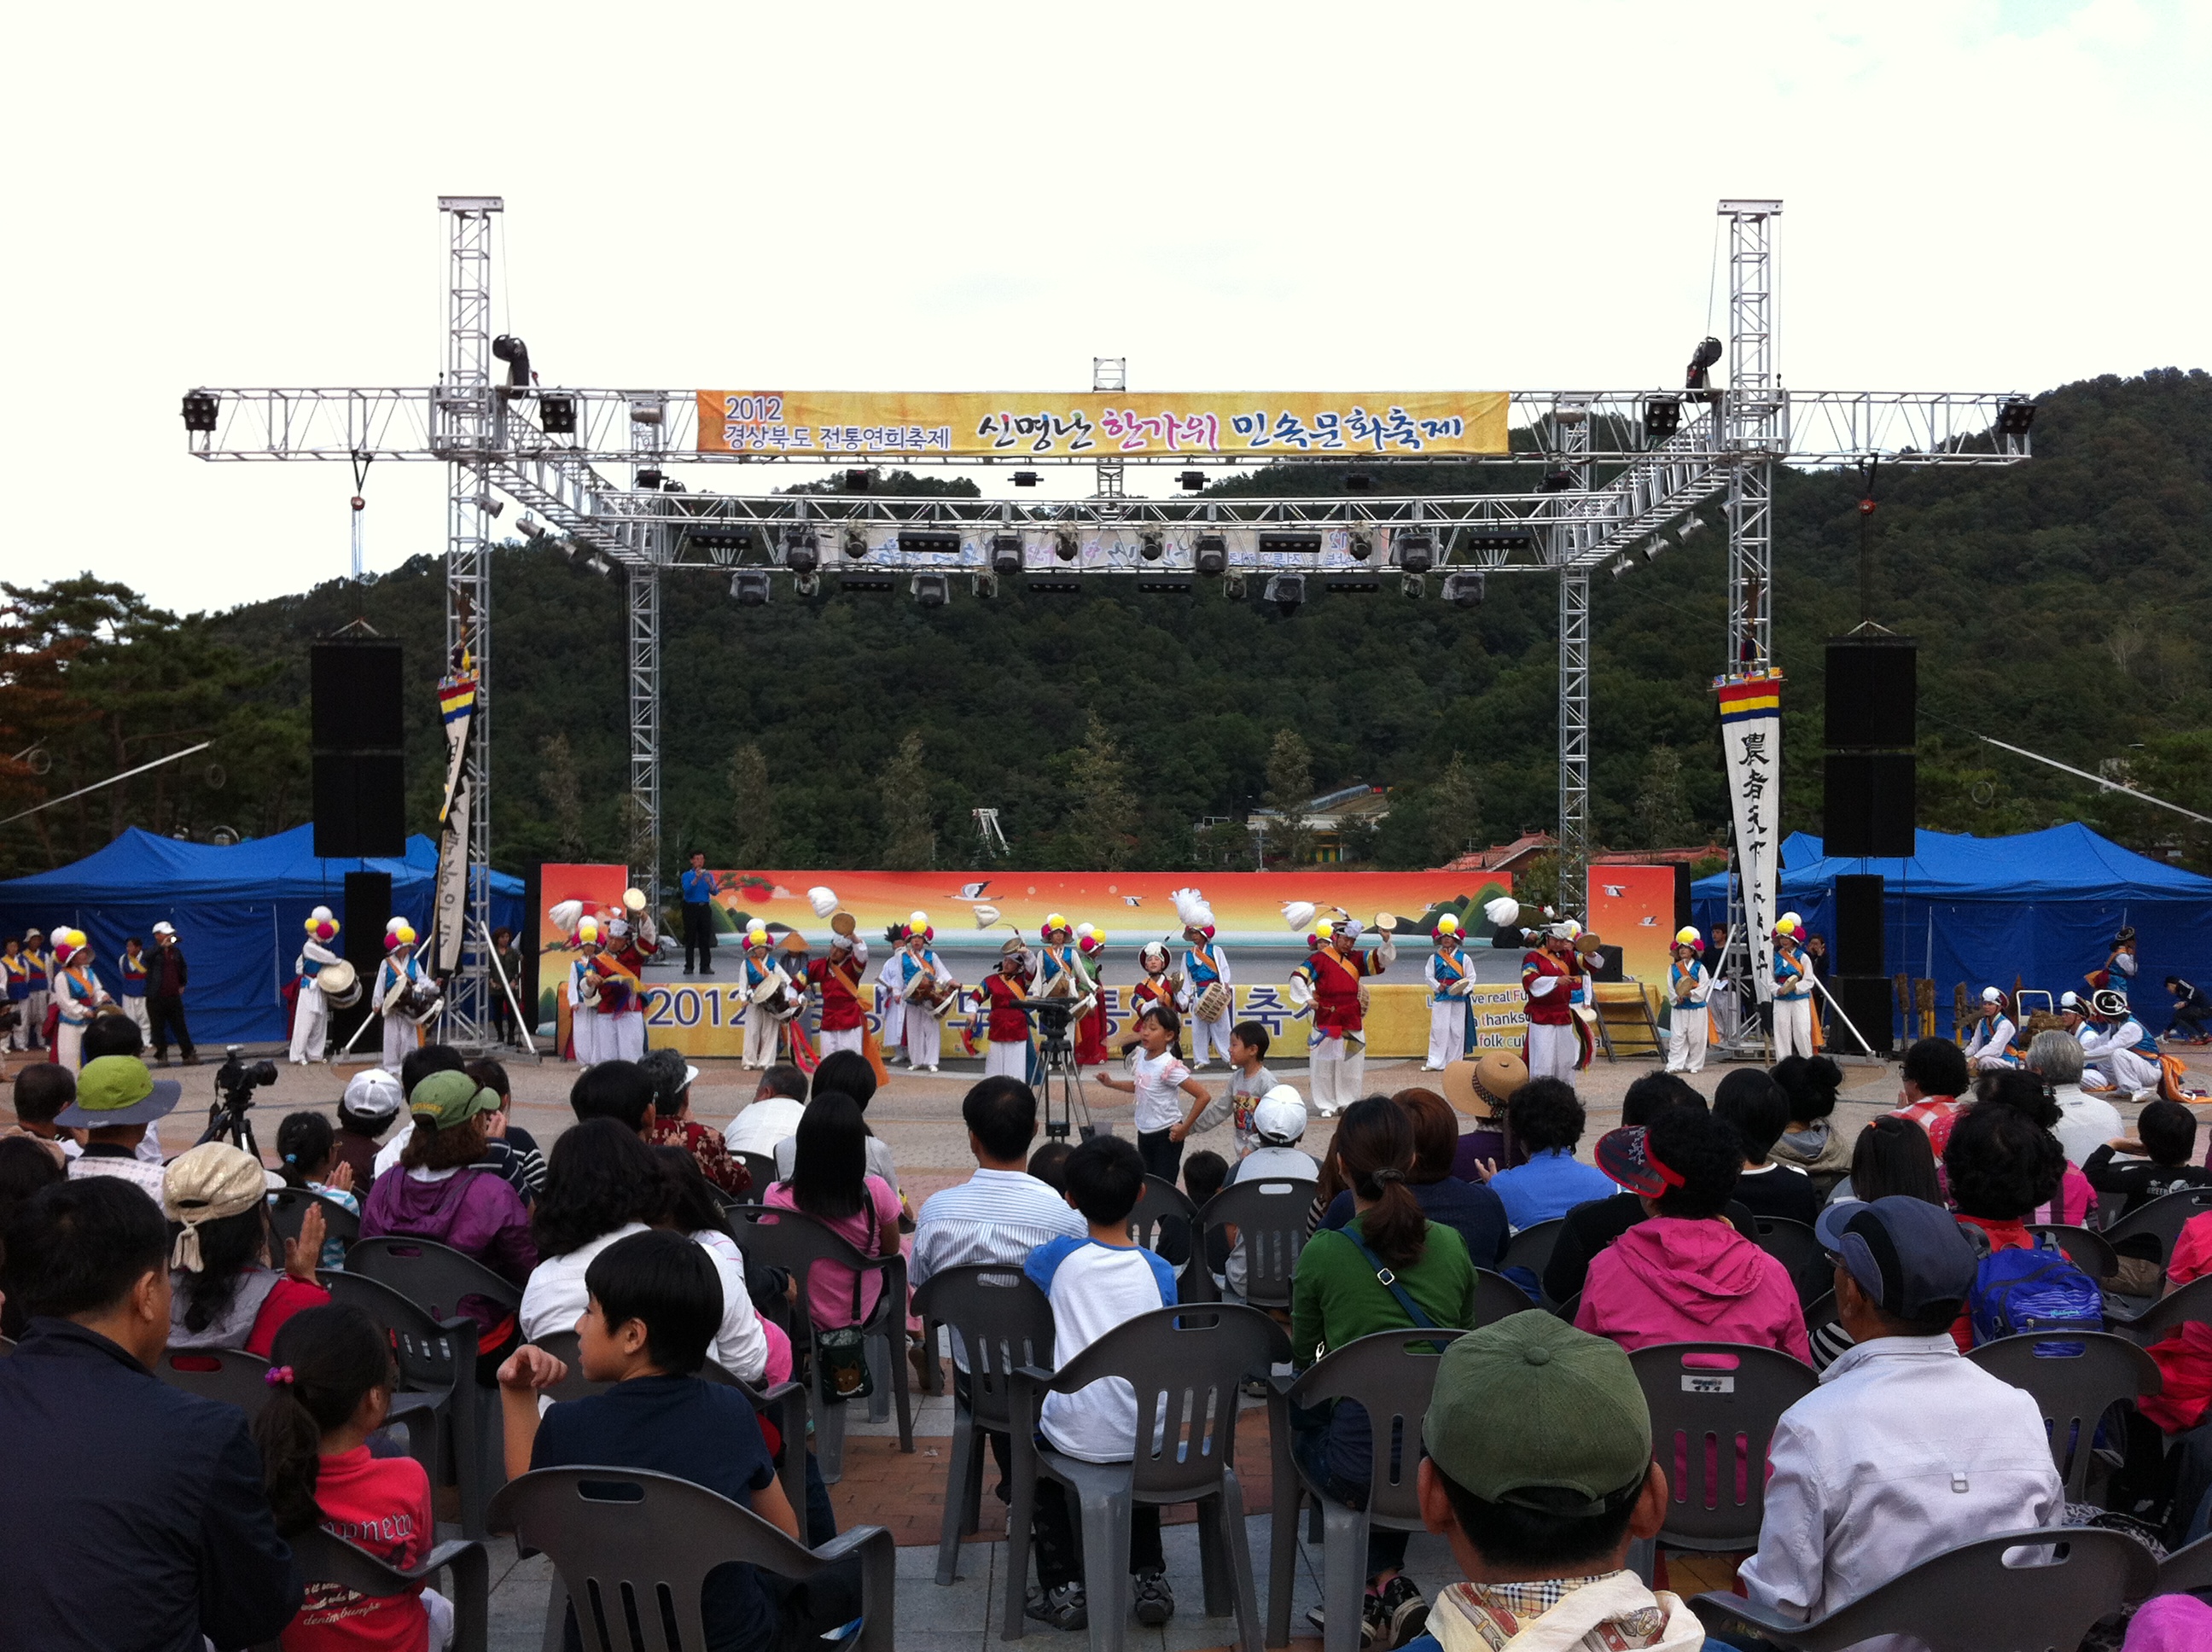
top-left (1194, 534), bottom-right (1228, 577)
top-left (492, 334), bottom-right (532, 388)
top-left (782, 526), bottom-right (820, 576)
top-left (901, 528), bottom-right (962, 556)
top-left (1394, 529), bottom-right (1435, 575)
top-left (1256, 532), bottom-right (1323, 556)
top-left (1055, 532), bottom-right (1080, 562)
top-left (585, 553), bottom-right (614, 577)
top-left (1995, 398), bottom-right (2036, 437)
top-left (1140, 532), bottom-right (1165, 561)
top-left (690, 524), bottom-right (750, 557)
top-left (1685, 336), bottom-right (1723, 391)
top-left (636, 468), bottom-right (664, 490)
top-left (1013, 469), bottom-right (1040, 487)
top-left (1441, 571), bottom-right (1486, 609)
top-left (1610, 558), bottom-right (1630, 579)
top-left (1263, 573), bottom-right (1306, 616)
top-left (516, 515), bottom-right (542, 538)
top-left (539, 393), bottom-right (578, 434)
top-left (661, 479), bottom-right (686, 494)
top-left (474, 494), bottom-right (504, 519)
top-left (1178, 469), bottom-right (1206, 492)
top-left (1677, 516), bottom-right (1708, 543)
top-left (839, 572), bottom-right (895, 592)
top-left (842, 528), bottom-right (869, 560)
top-left (1348, 533), bottom-right (1373, 561)
top-left (991, 534), bottom-right (1024, 577)
top-left (181, 391), bottom-right (219, 433)
top-left (1026, 574), bottom-right (1083, 594)
top-left (794, 572), bottom-right (820, 597)
top-left (1400, 574), bottom-right (1425, 601)
top-left (1644, 397), bottom-right (1681, 439)
top-left (731, 570), bottom-right (771, 607)
top-left (1139, 575), bottom-right (1195, 594)
top-left (911, 573), bottom-right (950, 609)
top-left (844, 468), bottom-right (873, 492)
top-left (627, 397), bottom-right (665, 426)
top-left (1640, 538), bottom-right (1664, 563)
top-left (1328, 575), bottom-right (1382, 594)
top-left (1464, 529), bottom-right (1534, 555)
top-left (1224, 573), bottom-right (1248, 601)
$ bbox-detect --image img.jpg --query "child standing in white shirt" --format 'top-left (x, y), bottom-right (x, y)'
top-left (1092, 1005), bottom-right (1211, 1182)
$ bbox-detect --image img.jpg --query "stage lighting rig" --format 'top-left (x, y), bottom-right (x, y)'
top-left (1995, 398), bottom-right (2036, 437)
top-left (539, 393), bottom-right (577, 434)
top-left (1685, 335), bottom-right (1723, 393)
top-left (687, 523), bottom-right (749, 559)
top-left (491, 334), bottom-right (531, 387)
top-left (636, 468), bottom-right (665, 490)
top-left (1178, 470), bottom-right (1206, 491)
top-left (1540, 471), bottom-right (1577, 493)
top-left (181, 391), bottom-right (219, 433)
top-left (1054, 532), bottom-right (1079, 562)
top-left (781, 526), bottom-right (820, 575)
top-left (1193, 534), bottom-right (1227, 577)
top-left (1013, 469), bottom-right (1040, 487)
top-left (1264, 573), bottom-right (1306, 616)
top-left (840, 572), bottom-right (895, 593)
top-left (1464, 529), bottom-right (1534, 555)
top-left (1394, 529), bottom-right (1435, 575)
top-left (1348, 533), bottom-right (1373, 561)
top-left (844, 468), bottom-right (873, 492)
top-left (1328, 575), bottom-right (1382, 594)
top-left (1139, 574), bottom-right (1195, 594)
top-left (730, 570), bottom-right (771, 607)
top-left (1441, 571), bottom-right (1486, 609)
top-left (1644, 397), bottom-right (1681, 439)
top-left (900, 529), bottom-right (962, 556)
top-left (911, 573), bottom-right (949, 608)
top-left (991, 535), bottom-right (1024, 577)
top-left (1400, 574), bottom-right (1425, 600)
top-left (1140, 532), bottom-right (1165, 561)
top-left (473, 493), bottom-right (503, 518)
top-left (842, 528), bottom-right (869, 560)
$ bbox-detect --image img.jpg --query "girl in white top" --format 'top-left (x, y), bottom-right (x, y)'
top-left (1092, 1003), bottom-right (1211, 1183)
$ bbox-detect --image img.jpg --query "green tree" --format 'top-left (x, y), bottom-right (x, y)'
top-left (1633, 744), bottom-right (1696, 849)
top-left (880, 730), bottom-right (934, 869)
top-left (1263, 727), bottom-right (1317, 866)
top-left (727, 742), bottom-right (776, 866)
top-left (536, 732), bottom-right (586, 859)
top-left (1429, 751), bottom-right (1481, 864)
top-left (1063, 712), bottom-right (1138, 870)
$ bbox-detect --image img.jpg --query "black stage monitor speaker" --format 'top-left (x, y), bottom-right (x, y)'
top-left (1825, 637), bottom-right (1918, 752)
top-left (1831, 974), bottom-right (1898, 1057)
top-left (1824, 753), bottom-right (1917, 858)
top-left (311, 639), bottom-right (405, 753)
top-left (1585, 944), bottom-right (1623, 985)
top-left (1833, 874), bottom-right (1886, 977)
top-left (335, 870), bottom-right (393, 1050)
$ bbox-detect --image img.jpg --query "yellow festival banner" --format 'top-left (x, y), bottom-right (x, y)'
top-left (695, 390), bottom-right (1511, 460)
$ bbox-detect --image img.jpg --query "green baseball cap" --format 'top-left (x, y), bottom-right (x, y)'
top-left (55, 1056), bottom-right (182, 1128)
top-left (408, 1069), bottom-right (502, 1130)
top-left (1423, 1313), bottom-right (1651, 1515)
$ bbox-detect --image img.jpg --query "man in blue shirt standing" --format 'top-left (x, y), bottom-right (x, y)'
top-left (681, 851), bottom-right (719, 976)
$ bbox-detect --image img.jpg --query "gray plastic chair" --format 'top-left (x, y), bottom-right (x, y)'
top-left (1197, 1177), bottom-right (1315, 1310)
top-left (1966, 1331), bottom-right (2163, 1501)
top-left (1630, 1341), bottom-right (1817, 1551)
top-left (156, 1345), bottom-right (274, 1419)
top-left (1005, 1303), bottom-right (1289, 1652)
top-left (2031, 1223), bottom-right (2120, 1280)
top-left (1690, 1526), bottom-right (2154, 1650)
top-left (725, 1203), bottom-right (913, 1481)
top-left (732, 1151), bottom-right (779, 1201)
top-left (909, 1264), bottom-right (1057, 1585)
top-left (1470, 1267), bottom-right (1543, 1327)
top-left (1268, 1329), bottom-right (1464, 1652)
top-left (251, 1527), bottom-right (490, 1652)
top-left (269, 1186), bottom-right (363, 1251)
top-left (489, 1466), bottom-right (895, 1652)
top-left (1750, 1217), bottom-right (1831, 1308)
top-left (1129, 1174), bottom-right (1215, 1301)
top-left (2101, 1187), bottom-right (2212, 1267)
top-left (318, 1268), bottom-right (486, 1539)
top-left (2157, 1528), bottom-right (2212, 1593)
top-left (2107, 1272), bottom-right (2212, 1342)
top-left (1499, 1217), bottom-right (1565, 1280)
top-left (345, 1233), bottom-right (525, 1321)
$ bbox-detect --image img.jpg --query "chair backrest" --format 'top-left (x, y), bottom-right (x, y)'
top-left (724, 1202), bottom-right (900, 1329)
top-left (1130, 1173), bottom-right (1197, 1259)
top-left (909, 1264), bottom-right (1055, 1434)
top-left (529, 1330), bottom-right (753, 1403)
top-left (346, 1235), bottom-right (523, 1322)
top-left (280, 1527), bottom-right (488, 1652)
top-left (2029, 1224), bottom-right (2119, 1280)
top-left (1499, 1218), bottom-right (1565, 1279)
top-left (2101, 1187), bottom-right (2212, 1265)
top-left (1041, 1303), bottom-right (1289, 1501)
top-left (317, 1268), bottom-right (470, 1396)
top-left (489, 1467), bottom-right (894, 1652)
top-left (1286, 1329), bottom-right (1464, 1525)
top-left (1749, 1217), bottom-right (1832, 1308)
top-left (1630, 1341), bottom-right (1818, 1550)
top-left (2157, 1529), bottom-right (2212, 1596)
top-left (270, 1187), bottom-right (363, 1249)
top-left (2114, 1272), bottom-right (2212, 1343)
top-left (1197, 1177), bottom-right (1315, 1307)
top-left (1470, 1268), bottom-right (1543, 1329)
top-left (156, 1345), bottom-right (274, 1420)
top-left (1966, 1330), bottom-right (2165, 1501)
top-left (732, 1152), bottom-right (778, 1201)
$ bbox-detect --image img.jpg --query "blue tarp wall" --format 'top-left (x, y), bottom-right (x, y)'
top-left (1691, 825), bottom-right (2212, 1039)
top-left (0, 826), bottom-right (524, 1044)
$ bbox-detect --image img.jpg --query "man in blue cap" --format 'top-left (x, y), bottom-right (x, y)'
top-left (1734, 1195), bottom-right (2061, 1637)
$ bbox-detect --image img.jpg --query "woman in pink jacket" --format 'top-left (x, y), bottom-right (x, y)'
top-left (1576, 1105), bottom-right (1811, 1364)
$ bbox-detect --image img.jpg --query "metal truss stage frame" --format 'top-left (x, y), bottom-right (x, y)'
top-left (184, 197), bottom-right (2031, 1035)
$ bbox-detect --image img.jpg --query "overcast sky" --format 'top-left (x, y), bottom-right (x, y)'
top-left (6, 0), bottom-right (2206, 614)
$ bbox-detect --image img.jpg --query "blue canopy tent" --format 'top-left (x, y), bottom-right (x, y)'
top-left (0, 826), bottom-right (524, 1044)
top-left (1691, 825), bottom-right (2212, 1039)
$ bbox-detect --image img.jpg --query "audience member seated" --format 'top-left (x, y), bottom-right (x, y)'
top-left (1398, 1316), bottom-right (1699, 1652)
top-left (724, 1062), bottom-right (808, 1159)
top-left (1022, 1133), bottom-right (1181, 1633)
top-left (6, 1061), bottom-right (78, 1166)
top-left (0, 1178), bottom-right (299, 1649)
top-left (273, 1110), bottom-right (359, 1271)
top-left (1942, 1097), bottom-right (2094, 1352)
top-left (331, 1067), bottom-right (404, 1187)
top-left (565, 1056), bottom-right (656, 1134)
top-left (1542, 1074), bottom-right (1752, 1306)
top-left (1767, 1055), bottom-right (1853, 1193)
top-left (0, 1134), bottom-right (64, 1339)
top-left (1575, 1108), bottom-right (1811, 1361)
top-left (774, 1051), bottom-right (902, 1212)
top-left (1890, 1036), bottom-right (1971, 1159)
top-left (910, 1077), bottom-right (1086, 1291)
top-left (2087, 1100), bottom-right (2212, 1309)
top-left (58, 1055), bottom-right (178, 1199)
top-left (1486, 1079), bottom-right (1615, 1232)
top-left (469, 1056), bottom-right (545, 1197)
top-left (1292, 1095), bottom-right (1479, 1648)
top-left (372, 1044), bottom-right (473, 1178)
top-left (1027, 1139), bottom-right (1073, 1194)
top-left (763, 1091), bottom-right (904, 1335)
top-left (255, 1302), bottom-right (457, 1650)
top-left (649, 1144), bottom-right (780, 1387)
top-left (641, 1047), bottom-right (749, 1196)
top-left (1318, 1087), bottom-right (1507, 1271)
top-left (1824, 1112), bottom-right (1942, 1209)
top-left (166, 1140), bottom-right (331, 1355)
top-left (2133, 1201), bottom-right (2212, 1441)
top-left (1970, 1068), bottom-right (2093, 1224)
top-left (2025, 1028), bottom-right (2123, 1167)
top-left (1737, 1196), bottom-right (2061, 1635)
top-left (1443, 1052), bottom-right (1531, 1184)
top-left (77, 1010), bottom-right (169, 1186)
top-left (1713, 1069), bottom-right (1822, 1226)
top-left (1180, 1150), bottom-right (1232, 1282)
top-left (498, 1229), bottom-right (851, 1652)
top-left (521, 1119), bottom-right (681, 1341)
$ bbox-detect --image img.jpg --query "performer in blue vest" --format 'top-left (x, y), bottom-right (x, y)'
top-left (119, 935), bottom-right (151, 1044)
top-left (1423, 914), bottom-right (1475, 1070)
top-left (1770, 914), bottom-right (1815, 1061)
top-left (1664, 927), bottom-right (1713, 1074)
top-left (289, 906), bottom-right (343, 1065)
top-left (1173, 887), bottom-right (1234, 1069)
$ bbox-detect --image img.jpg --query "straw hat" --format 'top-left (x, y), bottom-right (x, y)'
top-left (1442, 1050), bottom-right (1527, 1118)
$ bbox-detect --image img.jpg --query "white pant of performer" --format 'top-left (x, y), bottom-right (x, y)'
top-left (610, 1009), bottom-right (646, 1063)
top-left (290, 983), bottom-right (328, 1065)
top-left (1309, 1034), bottom-right (1365, 1116)
top-left (880, 992), bottom-right (906, 1060)
top-left (985, 1038), bottom-right (1029, 1080)
top-left (905, 1010), bottom-right (942, 1071)
top-left (1527, 1021), bottom-right (1580, 1085)
top-left (125, 996), bottom-right (151, 1044)
top-left (817, 1025), bottom-right (864, 1058)
top-left (2100, 1049), bottom-right (2160, 1096)
top-left (742, 1008), bottom-right (778, 1069)
top-left (1666, 1003), bottom-right (1708, 1074)
top-left (572, 1008), bottom-right (609, 1066)
top-left (7, 1002), bottom-right (28, 1050)
top-left (1771, 996), bottom-right (1814, 1061)
top-left (1426, 999), bottom-right (1468, 1070)
top-left (1191, 1010), bottom-right (1235, 1066)
top-left (25, 990), bottom-right (47, 1047)
top-left (55, 1018), bottom-right (86, 1070)
top-left (381, 1013), bottom-right (420, 1071)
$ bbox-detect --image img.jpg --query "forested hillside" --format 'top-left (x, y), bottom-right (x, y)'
top-left (4, 369), bottom-right (2209, 881)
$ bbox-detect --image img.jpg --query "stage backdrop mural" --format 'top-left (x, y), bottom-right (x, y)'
top-left (1585, 864), bottom-right (1678, 986)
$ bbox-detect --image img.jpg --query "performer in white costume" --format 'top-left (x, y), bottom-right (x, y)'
top-left (289, 907), bottom-right (342, 1065)
top-left (374, 919), bottom-right (428, 1071)
top-left (894, 916), bottom-right (954, 1073)
top-left (735, 922), bottom-right (787, 1070)
top-left (1423, 914), bottom-right (1475, 1071)
top-left (877, 917), bottom-right (915, 1064)
top-left (2081, 988), bottom-right (2163, 1097)
top-left (1664, 926), bottom-right (1712, 1075)
top-left (1962, 986), bottom-right (2020, 1073)
top-left (1171, 888), bottom-right (1234, 1069)
top-left (49, 929), bottom-right (108, 1070)
top-left (1769, 913), bottom-right (1816, 1062)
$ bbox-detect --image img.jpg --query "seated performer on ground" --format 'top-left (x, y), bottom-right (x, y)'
top-left (2081, 988), bottom-right (2163, 1099)
top-left (1962, 985), bottom-right (2019, 1072)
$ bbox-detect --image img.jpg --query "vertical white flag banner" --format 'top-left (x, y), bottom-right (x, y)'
top-left (1717, 673), bottom-right (1784, 1003)
top-left (436, 779), bottom-right (470, 972)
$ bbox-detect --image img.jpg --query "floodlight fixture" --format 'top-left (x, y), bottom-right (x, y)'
top-left (1644, 397), bottom-right (1682, 439)
top-left (627, 397), bottom-right (665, 426)
top-left (636, 468), bottom-right (665, 490)
top-left (1540, 470), bottom-right (1578, 493)
top-left (1551, 398), bottom-right (1591, 425)
top-left (1344, 470), bottom-right (1374, 492)
top-left (1054, 531), bottom-right (1080, 562)
top-left (1139, 532), bottom-right (1165, 561)
top-left (844, 468), bottom-right (872, 492)
top-left (690, 523), bottom-right (749, 557)
top-left (1995, 398), bottom-right (2036, 437)
top-left (730, 570), bottom-right (771, 607)
top-left (1640, 537), bottom-right (1664, 563)
top-left (516, 515), bottom-right (542, 538)
top-left (839, 572), bottom-right (895, 592)
top-left (1256, 532), bottom-right (1323, 556)
top-left (1348, 533), bottom-right (1373, 562)
top-left (538, 393), bottom-right (578, 434)
top-left (1224, 573), bottom-right (1248, 601)
top-left (181, 391), bottom-right (219, 433)
top-left (900, 529), bottom-right (963, 557)
top-left (1013, 469), bottom-right (1040, 487)
top-left (473, 493), bottom-right (504, 519)
top-left (1178, 469), bottom-right (1206, 492)
top-left (793, 572), bottom-right (820, 597)
top-left (1026, 574), bottom-right (1084, 594)
top-left (585, 552), bottom-right (614, 577)
top-left (1677, 515), bottom-right (1709, 543)
top-left (1441, 571), bottom-right (1487, 609)
top-left (911, 573), bottom-right (950, 609)
top-left (1464, 528), bottom-right (1534, 555)
top-left (1610, 558), bottom-right (1631, 579)
top-left (1193, 534), bottom-right (1228, 577)
top-left (991, 534), bottom-right (1024, 577)
top-left (1263, 573), bottom-right (1306, 616)
top-left (1327, 575), bottom-right (1382, 594)
top-left (1394, 529), bottom-right (1435, 575)
top-left (1138, 575), bottom-right (1195, 594)
top-left (781, 526), bottom-right (820, 576)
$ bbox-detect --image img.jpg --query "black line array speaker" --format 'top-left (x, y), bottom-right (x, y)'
top-left (1673, 863), bottom-right (1692, 935)
top-left (311, 638), bottom-right (405, 858)
top-left (1824, 753), bottom-right (1918, 858)
top-left (1832, 975), bottom-right (1898, 1056)
top-left (1833, 873), bottom-right (1886, 976)
top-left (335, 870), bottom-right (392, 1049)
top-left (1825, 638), bottom-right (1918, 751)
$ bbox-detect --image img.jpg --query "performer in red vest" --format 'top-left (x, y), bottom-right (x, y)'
top-left (1522, 920), bottom-right (1586, 1084)
top-left (1074, 925), bottom-right (1110, 1066)
top-left (805, 929), bottom-right (870, 1057)
top-left (976, 940), bottom-right (1038, 1080)
top-left (1294, 916), bottom-right (1397, 1117)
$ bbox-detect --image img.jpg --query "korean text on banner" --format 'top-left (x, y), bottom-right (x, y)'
top-left (695, 391), bottom-right (1511, 460)
top-left (1717, 672), bottom-right (1783, 1004)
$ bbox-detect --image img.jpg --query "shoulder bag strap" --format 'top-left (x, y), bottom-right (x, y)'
top-left (1340, 1226), bottom-right (1449, 1351)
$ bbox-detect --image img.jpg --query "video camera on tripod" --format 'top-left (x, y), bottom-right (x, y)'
top-left (1018, 997), bottom-right (1097, 1143)
top-left (196, 1045), bottom-right (279, 1155)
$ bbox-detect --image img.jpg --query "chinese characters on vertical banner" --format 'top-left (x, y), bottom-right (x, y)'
top-left (1717, 673), bottom-right (1784, 1004)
